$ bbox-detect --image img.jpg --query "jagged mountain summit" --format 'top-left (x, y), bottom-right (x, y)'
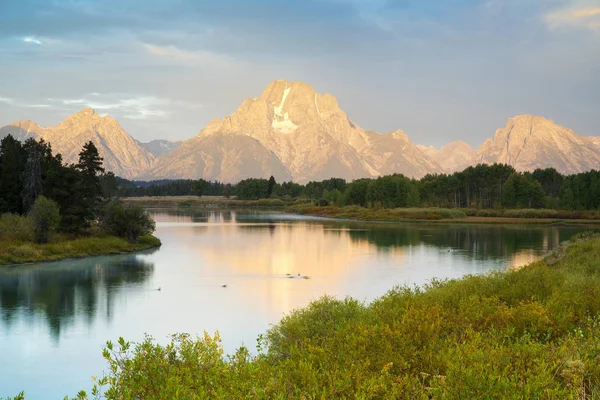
top-left (148, 80), bottom-right (440, 182)
top-left (476, 115), bottom-right (600, 174)
top-left (417, 141), bottom-right (477, 173)
top-left (0, 109), bottom-right (155, 178)
top-left (2, 84), bottom-right (598, 182)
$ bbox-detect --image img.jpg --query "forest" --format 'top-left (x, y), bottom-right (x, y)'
top-left (117, 164), bottom-right (600, 211)
top-left (0, 135), bottom-right (156, 264)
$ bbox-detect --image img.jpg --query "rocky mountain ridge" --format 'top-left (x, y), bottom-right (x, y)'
top-left (0, 109), bottom-right (155, 178)
top-left (2, 81), bottom-right (598, 181)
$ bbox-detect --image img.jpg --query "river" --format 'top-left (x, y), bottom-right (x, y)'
top-left (0, 210), bottom-right (596, 398)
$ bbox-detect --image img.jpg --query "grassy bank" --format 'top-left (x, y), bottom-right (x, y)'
top-left (287, 204), bottom-right (600, 224)
top-left (0, 234), bottom-right (161, 265)
top-left (287, 204), bottom-right (467, 220)
top-left (122, 195), bottom-right (294, 209)
top-left (50, 233), bottom-right (600, 399)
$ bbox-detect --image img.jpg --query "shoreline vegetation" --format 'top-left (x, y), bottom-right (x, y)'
top-left (7, 232), bottom-right (595, 399)
top-left (0, 234), bottom-right (161, 266)
top-left (123, 196), bottom-right (600, 225)
top-left (0, 137), bottom-right (159, 267)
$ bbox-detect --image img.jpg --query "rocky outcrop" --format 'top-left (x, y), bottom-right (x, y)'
top-left (1, 109), bottom-right (155, 178)
top-left (418, 141), bottom-right (477, 173)
top-left (476, 115), bottom-right (600, 174)
top-left (4, 85), bottom-right (598, 182)
top-left (149, 80), bottom-right (440, 183)
top-left (144, 133), bottom-right (292, 182)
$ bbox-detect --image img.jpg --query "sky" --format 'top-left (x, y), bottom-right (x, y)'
top-left (0, 0), bottom-right (598, 148)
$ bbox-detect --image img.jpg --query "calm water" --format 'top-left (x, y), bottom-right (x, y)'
top-left (0, 210), bottom-right (596, 398)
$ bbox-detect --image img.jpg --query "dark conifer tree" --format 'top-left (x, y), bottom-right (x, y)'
top-left (0, 135), bottom-right (26, 214)
top-left (21, 139), bottom-right (44, 213)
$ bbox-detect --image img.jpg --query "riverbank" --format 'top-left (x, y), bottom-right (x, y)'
top-left (122, 195), bottom-right (290, 209)
top-left (71, 233), bottom-right (600, 398)
top-left (286, 204), bottom-right (600, 225)
top-left (122, 196), bottom-right (600, 225)
top-left (0, 234), bottom-right (161, 266)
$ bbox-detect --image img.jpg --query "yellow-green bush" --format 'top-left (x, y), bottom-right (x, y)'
top-left (58, 234), bottom-right (600, 399)
top-left (0, 213), bottom-right (33, 241)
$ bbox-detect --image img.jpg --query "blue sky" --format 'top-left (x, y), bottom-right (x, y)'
top-left (0, 0), bottom-right (598, 147)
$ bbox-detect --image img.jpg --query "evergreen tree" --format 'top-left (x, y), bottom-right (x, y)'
top-left (100, 172), bottom-right (118, 200)
top-left (76, 141), bottom-right (105, 224)
top-left (21, 139), bottom-right (44, 213)
top-left (0, 135), bottom-right (26, 214)
top-left (267, 176), bottom-right (276, 198)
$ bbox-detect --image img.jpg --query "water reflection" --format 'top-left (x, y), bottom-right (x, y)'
top-left (0, 251), bottom-right (156, 341)
top-left (0, 210), bottom-right (597, 399)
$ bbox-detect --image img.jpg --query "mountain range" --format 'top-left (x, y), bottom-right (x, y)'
top-left (1, 80), bottom-right (598, 182)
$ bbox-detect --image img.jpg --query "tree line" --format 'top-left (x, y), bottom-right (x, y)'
top-left (0, 134), bottom-right (153, 243)
top-left (118, 163), bottom-right (600, 211)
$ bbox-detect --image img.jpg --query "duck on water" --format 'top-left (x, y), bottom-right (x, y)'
top-left (287, 273), bottom-right (310, 280)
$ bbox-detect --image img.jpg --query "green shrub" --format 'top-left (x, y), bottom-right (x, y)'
top-left (101, 201), bottom-right (155, 243)
top-left (27, 196), bottom-right (61, 244)
top-left (75, 236), bottom-right (600, 399)
top-left (0, 213), bottom-right (33, 241)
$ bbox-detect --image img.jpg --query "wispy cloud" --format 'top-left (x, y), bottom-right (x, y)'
top-left (58, 96), bottom-right (169, 119)
top-left (0, 96), bottom-right (14, 104)
top-left (545, 4), bottom-right (600, 31)
top-left (55, 93), bottom-right (203, 120)
top-left (23, 36), bottom-right (43, 45)
top-left (142, 43), bottom-right (237, 68)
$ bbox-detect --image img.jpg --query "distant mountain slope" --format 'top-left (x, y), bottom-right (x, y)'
top-left (1, 109), bottom-right (155, 178)
top-left (149, 80), bottom-right (440, 183)
top-left (0, 120), bottom-right (47, 141)
top-left (138, 139), bottom-right (182, 157)
top-left (3, 86), bottom-right (598, 182)
top-left (418, 141), bottom-right (477, 173)
top-left (144, 133), bottom-right (292, 182)
top-left (476, 115), bottom-right (600, 174)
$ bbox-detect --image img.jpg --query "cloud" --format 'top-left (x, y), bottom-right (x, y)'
top-left (23, 36), bottom-right (43, 45)
top-left (57, 95), bottom-right (169, 119)
top-left (142, 43), bottom-right (237, 68)
top-left (54, 93), bottom-right (202, 120)
top-left (0, 96), bottom-right (14, 104)
top-left (545, 5), bottom-right (600, 31)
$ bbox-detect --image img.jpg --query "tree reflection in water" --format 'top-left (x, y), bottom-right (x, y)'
top-left (0, 250), bottom-right (156, 341)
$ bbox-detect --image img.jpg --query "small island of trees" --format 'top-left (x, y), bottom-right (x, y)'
top-left (0, 135), bottom-right (159, 265)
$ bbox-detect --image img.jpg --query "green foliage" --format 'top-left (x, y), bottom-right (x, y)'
top-left (0, 135), bottom-right (26, 214)
top-left (27, 195), bottom-right (60, 244)
top-left (20, 138), bottom-right (44, 213)
top-left (99, 172), bottom-right (118, 200)
top-left (267, 175), bottom-right (276, 197)
top-left (0, 234), bottom-right (160, 265)
top-left (101, 202), bottom-right (155, 243)
top-left (322, 188), bottom-right (345, 207)
top-left (0, 213), bottom-right (33, 241)
top-left (287, 205), bottom-right (467, 221)
top-left (76, 141), bottom-right (105, 224)
top-left (72, 235), bottom-right (600, 399)
top-left (236, 178), bottom-right (269, 200)
top-left (502, 172), bottom-right (546, 209)
top-left (343, 178), bottom-right (369, 207)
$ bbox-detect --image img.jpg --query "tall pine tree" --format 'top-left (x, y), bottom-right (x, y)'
top-left (0, 135), bottom-right (26, 214)
top-left (21, 138), bottom-right (44, 213)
